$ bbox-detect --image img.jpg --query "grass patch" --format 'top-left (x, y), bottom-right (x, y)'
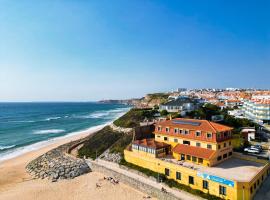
top-left (120, 158), bottom-right (223, 200)
top-left (113, 108), bottom-right (158, 128)
top-left (110, 133), bottom-right (133, 155)
top-left (78, 126), bottom-right (123, 159)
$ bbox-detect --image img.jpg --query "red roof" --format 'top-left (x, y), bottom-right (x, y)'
top-left (156, 118), bottom-right (233, 133)
top-left (172, 144), bottom-right (215, 159)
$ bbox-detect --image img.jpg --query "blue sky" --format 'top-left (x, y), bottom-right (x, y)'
top-left (0, 0), bottom-right (269, 101)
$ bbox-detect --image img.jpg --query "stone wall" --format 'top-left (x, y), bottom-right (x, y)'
top-left (134, 124), bottom-right (155, 140)
top-left (88, 160), bottom-right (182, 200)
top-left (110, 123), bottom-right (133, 133)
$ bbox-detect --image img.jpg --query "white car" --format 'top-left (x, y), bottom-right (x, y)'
top-left (244, 147), bottom-right (260, 154)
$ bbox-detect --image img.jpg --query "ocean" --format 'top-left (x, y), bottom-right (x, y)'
top-left (0, 102), bottom-right (130, 162)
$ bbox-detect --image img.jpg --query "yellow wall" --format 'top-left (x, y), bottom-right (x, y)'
top-left (155, 134), bottom-right (233, 166)
top-left (124, 150), bottom-right (269, 200)
top-left (125, 150), bottom-right (236, 199)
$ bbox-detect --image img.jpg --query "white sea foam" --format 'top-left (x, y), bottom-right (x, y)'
top-left (77, 107), bottom-right (130, 119)
top-left (45, 117), bottom-right (61, 121)
top-left (0, 106), bottom-right (131, 163)
top-left (9, 120), bottom-right (35, 123)
top-left (34, 129), bottom-right (65, 134)
top-left (0, 145), bottom-right (16, 150)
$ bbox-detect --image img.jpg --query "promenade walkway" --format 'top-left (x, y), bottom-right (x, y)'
top-left (91, 159), bottom-right (202, 200)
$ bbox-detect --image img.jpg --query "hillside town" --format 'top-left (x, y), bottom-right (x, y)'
top-left (85, 88), bottom-right (270, 200)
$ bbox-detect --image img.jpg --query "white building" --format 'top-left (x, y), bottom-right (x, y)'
top-left (243, 98), bottom-right (270, 124)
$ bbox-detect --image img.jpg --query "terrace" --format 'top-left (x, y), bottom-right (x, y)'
top-left (159, 155), bottom-right (267, 182)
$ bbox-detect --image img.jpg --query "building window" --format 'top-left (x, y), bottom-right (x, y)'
top-left (217, 156), bottom-right (222, 161)
top-left (165, 168), bottom-right (170, 176)
top-left (224, 143), bottom-right (227, 148)
top-left (176, 172), bottom-right (181, 180)
top-left (183, 140), bottom-right (190, 145)
top-left (198, 158), bottom-right (203, 163)
top-left (207, 133), bottom-right (212, 138)
top-left (179, 129), bottom-right (183, 134)
top-left (164, 137), bottom-right (168, 141)
top-left (174, 138), bottom-right (178, 143)
top-left (187, 155), bottom-right (191, 160)
top-left (189, 176), bottom-right (194, 185)
top-left (185, 130), bottom-right (189, 135)
top-left (196, 142), bottom-right (201, 147)
top-left (196, 131), bottom-right (201, 137)
top-left (157, 135), bottom-right (161, 138)
top-left (207, 144), bottom-right (212, 149)
top-left (203, 180), bottom-right (209, 189)
top-left (219, 185), bottom-right (226, 195)
top-left (229, 141), bottom-right (231, 146)
top-left (174, 128), bottom-right (178, 134)
top-left (223, 154), bottom-right (227, 159)
top-left (165, 127), bottom-right (170, 133)
top-left (228, 152), bottom-right (232, 156)
top-left (158, 126), bottom-right (162, 131)
top-left (192, 156), bottom-right (197, 162)
top-left (218, 144), bottom-right (221, 149)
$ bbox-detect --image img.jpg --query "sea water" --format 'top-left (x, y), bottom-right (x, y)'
top-left (0, 102), bottom-right (130, 162)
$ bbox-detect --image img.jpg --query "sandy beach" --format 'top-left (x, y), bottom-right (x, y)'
top-left (0, 125), bottom-right (153, 200)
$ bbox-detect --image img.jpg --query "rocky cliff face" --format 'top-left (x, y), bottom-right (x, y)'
top-left (99, 93), bottom-right (170, 108)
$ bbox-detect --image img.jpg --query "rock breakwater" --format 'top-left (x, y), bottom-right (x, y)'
top-left (26, 141), bottom-right (91, 182)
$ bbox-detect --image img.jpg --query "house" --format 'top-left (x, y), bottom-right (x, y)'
top-left (159, 97), bottom-right (198, 116)
top-left (241, 127), bottom-right (256, 142)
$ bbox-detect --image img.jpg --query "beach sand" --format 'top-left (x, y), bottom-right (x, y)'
top-left (0, 126), bottom-right (153, 200)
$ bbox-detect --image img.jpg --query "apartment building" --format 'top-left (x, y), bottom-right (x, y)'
top-left (243, 98), bottom-right (270, 124)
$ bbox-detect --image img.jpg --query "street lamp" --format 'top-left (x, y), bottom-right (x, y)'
top-left (157, 163), bottom-right (160, 183)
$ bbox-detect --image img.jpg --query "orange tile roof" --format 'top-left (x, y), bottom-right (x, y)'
top-left (156, 118), bottom-right (233, 133)
top-left (133, 139), bottom-right (170, 149)
top-left (172, 144), bottom-right (215, 159)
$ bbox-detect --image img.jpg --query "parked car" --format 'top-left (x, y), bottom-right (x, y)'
top-left (244, 147), bottom-right (260, 154)
top-left (251, 145), bottom-right (263, 152)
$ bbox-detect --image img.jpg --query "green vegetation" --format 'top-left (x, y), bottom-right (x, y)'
top-left (120, 159), bottom-right (222, 200)
top-left (78, 126), bottom-right (124, 159)
top-left (113, 108), bottom-right (158, 128)
top-left (160, 109), bottom-right (168, 116)
top-left (186, 103), bottom-right (222, 120)
top-left (109, 133), bottom-right (133, 155)
top-left (147, 93), bottom-right (169, 101)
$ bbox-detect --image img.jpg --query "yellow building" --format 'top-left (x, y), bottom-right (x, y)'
top-left (124, 118), bottom-right (270, 200)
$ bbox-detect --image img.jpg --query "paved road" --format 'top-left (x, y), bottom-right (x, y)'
top-left (92, 159), bottom-right (202, 200)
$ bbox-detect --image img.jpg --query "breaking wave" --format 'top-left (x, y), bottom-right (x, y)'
top-left (33, 129), bottom-right (65, 134)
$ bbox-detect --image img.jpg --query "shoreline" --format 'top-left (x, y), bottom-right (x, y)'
top-left (0, 106), bottom-right (130, 163)
top-left (0, 107), bottom-right (153, 200)
top-left (0, 123), bottom-right (106, 192)
top-left (0, 123), bottom-right (108, 163)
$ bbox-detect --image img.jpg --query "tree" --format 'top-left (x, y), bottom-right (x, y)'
top-left (160, 110), bottom-right (168, 116)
